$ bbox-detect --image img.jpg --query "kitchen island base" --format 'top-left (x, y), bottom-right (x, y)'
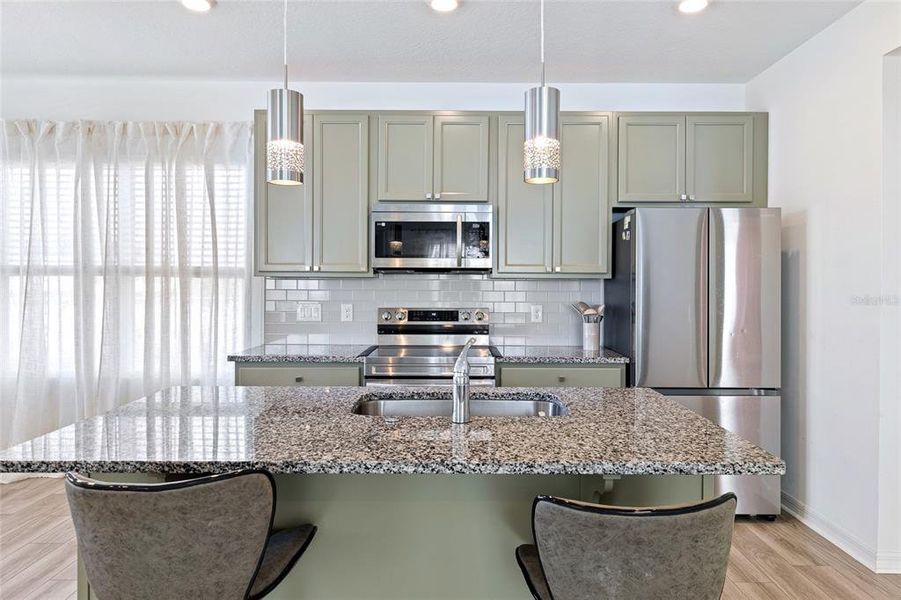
top-left (77, 472), bottom-right (711, 600)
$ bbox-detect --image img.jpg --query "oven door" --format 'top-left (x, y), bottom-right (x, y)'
top-left (365, 378), bottom-right (496, 387)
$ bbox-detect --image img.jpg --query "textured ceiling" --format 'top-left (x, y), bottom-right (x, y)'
top-left (0, 0), bottom-right (859, 83)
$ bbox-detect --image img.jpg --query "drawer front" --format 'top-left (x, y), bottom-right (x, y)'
top-left (499, 366), bottom-right (624, 388)
top-left (236, 365), bottom-right (362, 386)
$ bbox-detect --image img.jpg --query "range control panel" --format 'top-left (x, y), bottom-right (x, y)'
top-left (376, 307), bottom-right (490, 324)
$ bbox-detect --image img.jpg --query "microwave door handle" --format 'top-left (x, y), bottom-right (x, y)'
top-left (456, 214), bottom-right (463, 267)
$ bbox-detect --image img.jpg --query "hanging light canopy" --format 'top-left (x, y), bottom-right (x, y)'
top-left (267, 0), bottom-right (304, 186)
top-left (523, 0), bottom-right (560, 185)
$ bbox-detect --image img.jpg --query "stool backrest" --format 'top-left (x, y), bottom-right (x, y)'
top-left (532, 493), bottom-right (737, 600)
top-left (65, 470), bottom-right (275, 600)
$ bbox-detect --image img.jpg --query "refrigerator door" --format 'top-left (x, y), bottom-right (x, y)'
top-left (666, 391), bottom-right (781, 516)
top-left (634, 208), bottom-right (708, 388)
top-left (709, 208), bottom-right (782, 389)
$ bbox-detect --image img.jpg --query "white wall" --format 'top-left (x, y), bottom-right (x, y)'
top-left (0, 77), bottom-right (745, 121)
top-left (746, 0), bottom-right (901, 572)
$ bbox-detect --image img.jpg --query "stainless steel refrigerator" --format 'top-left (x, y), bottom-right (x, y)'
top-left (604, 207), bottom-right (781, 516)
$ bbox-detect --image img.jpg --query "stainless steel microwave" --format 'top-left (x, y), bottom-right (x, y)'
top-left (370, 203), bottom-right (493, 271)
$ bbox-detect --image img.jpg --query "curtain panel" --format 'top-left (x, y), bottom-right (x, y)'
top-left (0, 120), bottom-right (260, 450)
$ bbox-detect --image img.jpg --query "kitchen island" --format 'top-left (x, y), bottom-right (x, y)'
top-left (0, 386), bottom-right (784, 599)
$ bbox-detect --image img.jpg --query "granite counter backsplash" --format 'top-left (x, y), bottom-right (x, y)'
top-left (0, 385), bottom-right (784, 477)
top-left (495, 346), bottom-right (629, 364)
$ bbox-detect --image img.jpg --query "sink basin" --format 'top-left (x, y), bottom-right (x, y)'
top-left (352, 394), bottom-right (568, 418)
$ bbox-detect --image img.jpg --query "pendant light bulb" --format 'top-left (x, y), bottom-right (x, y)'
top-left (524, 0), bottom-right (560, 185)
top-left (267, 0), bottom-right (304, 186)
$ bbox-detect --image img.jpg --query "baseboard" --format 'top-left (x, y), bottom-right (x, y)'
top-left (781, 492), bottom-right (879, 572)
top-left (876, 551), bottom-right (901, 573)
top-left (0, 472), bottom-right (63, 484)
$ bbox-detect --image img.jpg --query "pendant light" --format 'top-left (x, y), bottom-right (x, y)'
top-left (523, 0), bottom-right (560, 185)
top-left (267, 0), bottom-right (304, 186)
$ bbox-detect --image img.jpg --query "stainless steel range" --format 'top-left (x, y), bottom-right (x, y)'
top-left (362, 307), bottom-right (499, 386)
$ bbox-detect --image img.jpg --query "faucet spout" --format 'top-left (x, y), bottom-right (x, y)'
top-left (452, 338), bottom-right (477, 424)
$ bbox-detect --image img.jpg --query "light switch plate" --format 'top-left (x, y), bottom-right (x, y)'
top-left (341, 304), bottom-right (353, 322)
top-left (530, 304), bottom-right (543, 323)
top-left (296, 302), bottom-right (322, 322)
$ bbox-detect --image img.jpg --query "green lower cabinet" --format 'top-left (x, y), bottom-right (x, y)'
top-left (234, 364), bottom-right (363, 386)
top-left (497, 364), bottom-right (625, 388)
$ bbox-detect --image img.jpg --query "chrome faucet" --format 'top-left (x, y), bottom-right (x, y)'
top-left (452, 337), bottom-right (477, 424)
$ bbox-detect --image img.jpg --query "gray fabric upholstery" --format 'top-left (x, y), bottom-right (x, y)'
top-left (515, 544), bottom-right (552, 600)
top-left (523, 494), bottom-right (737, 600)
top-left (65, 471), bottom-right (275, 600)
top-left (249, 525), bottom-right (317, 599)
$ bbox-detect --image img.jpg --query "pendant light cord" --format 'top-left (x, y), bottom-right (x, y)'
top-left (539, 0), bottom-right (545, 86)
top-left (283, 0), bottom-right (288, 89)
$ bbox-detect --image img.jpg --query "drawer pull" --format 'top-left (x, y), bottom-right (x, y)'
top-left (558, 376), bottom-right (566, 383)
top-left (295, 376), bottom-right (304, 383)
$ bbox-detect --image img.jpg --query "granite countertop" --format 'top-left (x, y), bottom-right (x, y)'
top-left (0, 385), bottom-right (783, 476)
top-left (227, 344), bottom-right (629, 365)
top-left (495, 346), bottom-right (629, 364)
top-left (227, 344), bottom-right (374, 363)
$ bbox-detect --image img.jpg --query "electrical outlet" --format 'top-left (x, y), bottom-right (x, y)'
top-left (530, 304), bottom-right (543, 323)
top-left (341, 304), bottom-right (353, 322)
top-left (296, 302), bottom-right (321, 322)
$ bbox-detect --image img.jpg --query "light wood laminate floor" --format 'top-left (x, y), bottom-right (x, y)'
top-left (1, 477), bottom-right (900, 599)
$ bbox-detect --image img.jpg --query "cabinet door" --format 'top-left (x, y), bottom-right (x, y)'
top-left (313, 114), bottom-right (369, 273)
top-left (553, 115), bottom-right (610, 274)
top-left (617, 115), bottom-right (685, 203)
top-left (235, 364), bottom-right (362, 386)
top-left (496, 117), bottom-right (553, 274)
top-left (377, 115), bottom-right (433, 201)
top-left (433, 115), bottom-right (490, 202)
top-left (254, 110), bottom-right (314, 273)
top-left (686, 115), bottom-right (754, 203)
top-left (499, 365), bottom-right (625, 388)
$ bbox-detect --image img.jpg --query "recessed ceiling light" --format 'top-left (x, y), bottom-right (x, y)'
top-left (430, 0), bottom-right (459, 13)
top-left (678, 0), bottom-right (708, 14)
top-left (181, 0), bottom-right (216, 13)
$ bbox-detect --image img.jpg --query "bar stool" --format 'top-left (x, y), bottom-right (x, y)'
top-left (65, 469), bottom-right (316, 600)
top-left (515, 493), bottom-right (737, 600)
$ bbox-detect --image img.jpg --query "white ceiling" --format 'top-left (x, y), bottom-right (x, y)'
top-left (0, 0), bottom-right (859, 83)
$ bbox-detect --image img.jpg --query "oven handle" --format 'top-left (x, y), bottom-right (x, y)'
top-left (456, 214), bottom-right (463, 268)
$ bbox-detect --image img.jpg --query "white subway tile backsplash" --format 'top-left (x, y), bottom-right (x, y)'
top-left (263, 274), bottom-right (602, 346)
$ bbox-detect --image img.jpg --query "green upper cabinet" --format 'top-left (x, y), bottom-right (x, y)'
top-left (377, 115), bottom-right (433, 201)
top-left (496, 113), bottom-right (611, 277)
top-left (378, 113), bottom-right (489, 202)
top-left (554, 115), bottom-right (611, 274)
top-left (255, 110), bottom-right (314, 274)
top-left (686, 115), bottom-right (754, 203)
top-left (313, 114), bottom-right (370, 273)
top-left (617, 115), bottom-right (685, 203)
top-left (254, 109), bottom-right (370, 276)
top-left (496, 116), bottom-right (553, 274)
top-left (616, 112), bottom-right (767, 206)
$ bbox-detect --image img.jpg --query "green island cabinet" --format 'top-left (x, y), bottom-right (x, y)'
top-left (377, 114), bottom-right (490, 202)
top-left (497, 363), bottom-right (626, 388)
top-left (234, 363), bottom-right (363, 386)
top-left (253, 110), bottom-right (370, 276)
top-left (496, 114), bottom-right (613, 277)
top-left (616, 112), bottom-right (767, 206)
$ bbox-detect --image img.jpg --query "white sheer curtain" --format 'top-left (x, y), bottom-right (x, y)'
top-left (0, 120), bottom-right (260, 450)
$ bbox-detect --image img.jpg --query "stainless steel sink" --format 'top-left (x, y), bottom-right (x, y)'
top-left (352, 395), bottom-right (568, 418)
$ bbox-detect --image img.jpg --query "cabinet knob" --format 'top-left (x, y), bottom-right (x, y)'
top-left (555, 266), bottom-right (561, 272)
top-left (689, 195), bottom-right (696, 201)
top-left (426, 193), bottom-right (433, 199)
top-left (558, 376), bottom-right (566, 383)
top-left (680, 194), bottom-right (688, 201)
top-left (295, 376), bottom-right (304, 383)
top-left (435, 193), bottom-right (441, 200)
top-left (546, 266), bottom-right (552, 273)
top-left (313, 265), bottom-right (320, 272)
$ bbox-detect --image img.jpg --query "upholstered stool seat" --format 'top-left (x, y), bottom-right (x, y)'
top-left (65, 469), bottom-right (316, 600)
top-left (515, 493), bottom-right (737, 600)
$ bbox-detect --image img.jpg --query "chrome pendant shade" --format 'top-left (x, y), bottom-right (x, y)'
top-left (523, 0), bottom-right (560, 185)
top-left (266, 0), bottom-right (304, 186)
top-left (267, 87), bottom-right (304, 185)
top-left (524, 85), bottom-right (560, 184)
